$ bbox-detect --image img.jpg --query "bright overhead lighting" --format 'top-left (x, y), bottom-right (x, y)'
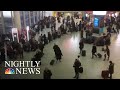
top-left (3, 11), bottom-right (12, 17)
top-left (93, 11), bottom-right (106, 15)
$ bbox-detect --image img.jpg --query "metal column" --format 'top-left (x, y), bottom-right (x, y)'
top-left (29, 11), bottom-right (31, 27)
top-left (1, 11), bottom-right (5, 34)
top-left (23, 11), bottom-right (26, 29)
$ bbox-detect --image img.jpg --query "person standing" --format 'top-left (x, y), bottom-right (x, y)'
top-left (73, 59), bottom-right (81, 79)
top-left (76, 22), bottom-right (79, 32)
top-left (53, 44), bottom-right (63, 62)
top-left (79, 21), bottom-right (82, 31)
top-left (116, 24), bottom-right (119, 34)
top-left (108, 61), bottom-right (114, 79)
top-left (53, 43), bottom-right (58, 57)
top-left (80, 29), bottom-right (84, 38)
top-left (91, 44), bottom-right (97, 59)
top-left (79, 39), bottom-right (84, 54)
top-left (43, 67), bottom-right (52, 79)
top-left (38, 42), bottom-right (44, 55)
top-left (106, 45), bottom-right (110, 60)
top-left (103, 50), bottom-right (107, 61)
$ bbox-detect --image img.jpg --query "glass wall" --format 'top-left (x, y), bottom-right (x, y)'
top-left (25, 11), bottom-right (30, 26)
top-left (0, 11), bottom-right (47, 34)
top-left (3, 11), bottom-right (13, 33)
top-left (35, 11), bottom-right (38, 23)
top-left (30, 11), bottom-right (34, 26)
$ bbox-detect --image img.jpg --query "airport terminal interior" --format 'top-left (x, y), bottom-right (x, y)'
top-left (0, 11), bottom-right (120, 79)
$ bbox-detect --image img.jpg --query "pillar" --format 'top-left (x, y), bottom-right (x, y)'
top-left (1, 11), bottom-right (6, 34)
top-left (39, 11), bottom-right (41, 20)
top-left (29, 11), bottom-right (31, 26)
top-left (23, 11), bottom-right (26, 28)
top-left (33, 11), bottom-right (36, 24)
top-left (42, 11), bottom-right (43, 19)
top-left (37, 11), bottom-right (39, 21)
top-left (82, 11), bottom-right (86, 20)
top-left (13, 11), bottom-right (21, 30)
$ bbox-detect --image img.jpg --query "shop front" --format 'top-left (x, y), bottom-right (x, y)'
top-left (84, 11), bottom-right (93, 22)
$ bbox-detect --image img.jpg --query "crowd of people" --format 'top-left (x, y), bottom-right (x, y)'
top-left (1, 13), bottom-right (120, 79)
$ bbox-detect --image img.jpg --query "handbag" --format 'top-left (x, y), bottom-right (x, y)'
top-left (79, 66), bottom-right (83, 73)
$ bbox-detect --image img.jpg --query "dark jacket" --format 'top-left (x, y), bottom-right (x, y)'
top-left (43, 70), bottom-right (52, 79)
top-left (38, 43), bottom-right (44, 51)
top-left (106, 48), bottom-right (110, 56)
top-left (79, 41), bottom-right (84, 49)
top-left (54, 45), bottom-right (63, 60)
top-left (109, 63), bottom-right (114, 74)
top-left (53, 45), bottom-right (58, 53)
top-left (92, 45), bottom-right (97, 53)
top-left (73, 60), bottom-right (81, 73)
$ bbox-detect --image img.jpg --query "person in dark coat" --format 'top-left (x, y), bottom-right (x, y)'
top-left (106, 45), bottom-right (110, 60)
top-left (35, 50), bottom-right (43, 61)
top-left (53, 43), bottom-right (58, 57)
top-left (73, 59), bottom-right (81, 79)
top-left (55, 46), bottom-right (63, 62)
top-left (53, 44), bottom-right (63, 62)
top-left (48, 32), bottom-right (52, 42)
top-left (40, 34), bottom-right (44, 44)
top-left (79, 39), bottom-right (84, 54)
top-left (38, 42), bottom-right (44, 54)
top-left (0, 47), bottom-right (5, 61)
top-left (79, 21), bottom-right (82, 31)
top-left (116, 24), bottom-right (119, 34)
top-left (80, 29), bottom-right (84, 38)
top-left (92, 44), bottom-right (97, 59)
top-left (43, 67), bottom-right (52, 79)
top-left (108, 61), bottom-right (114, 79)
top-left (43, 34), bottom-right (47, 45)
top-left (19, 47), bottom-right (24, 59)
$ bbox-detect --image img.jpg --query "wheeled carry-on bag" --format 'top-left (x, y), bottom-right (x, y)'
top-left (82, 50), bottom-right (86, 56)
top-left (97, 53), bottom-right (102, 58)
top-left (101, 70), bottom-right (109, 79)
top-left (79, 67), bottom-right (83, 73)
top-left (50, 60), bottom-right (55, 65)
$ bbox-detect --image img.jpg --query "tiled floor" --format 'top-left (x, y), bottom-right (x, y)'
top-left (0, 20), bottom-right (120, 79)
top-left (1, 30), bottom-right (120, 79)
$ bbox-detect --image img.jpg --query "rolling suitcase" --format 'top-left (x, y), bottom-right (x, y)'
top-left (97, 53), bottom-right (102, 58)
top-left (82, 50), bottom-right (86, 56)
top-left (102, 48), bottom-right (105, 51)
top-left (50, 60), bottom-right (55, 65)
top-left (101, 70), bottom-right (109, 79)
top-left (79, 67), bottom-right (83, 73)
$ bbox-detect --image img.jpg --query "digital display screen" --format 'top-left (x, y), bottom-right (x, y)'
top-left (94, 18), bottom-right (99, 27)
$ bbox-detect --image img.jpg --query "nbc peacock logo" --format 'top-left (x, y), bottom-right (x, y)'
top-left (5, 68), bottom-right (15, 74)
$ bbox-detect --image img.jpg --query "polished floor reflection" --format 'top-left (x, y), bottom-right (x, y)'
top-left (0, 21), bottom-right (120, 79)
top-left (1, 30), bottom-right (120, 79)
